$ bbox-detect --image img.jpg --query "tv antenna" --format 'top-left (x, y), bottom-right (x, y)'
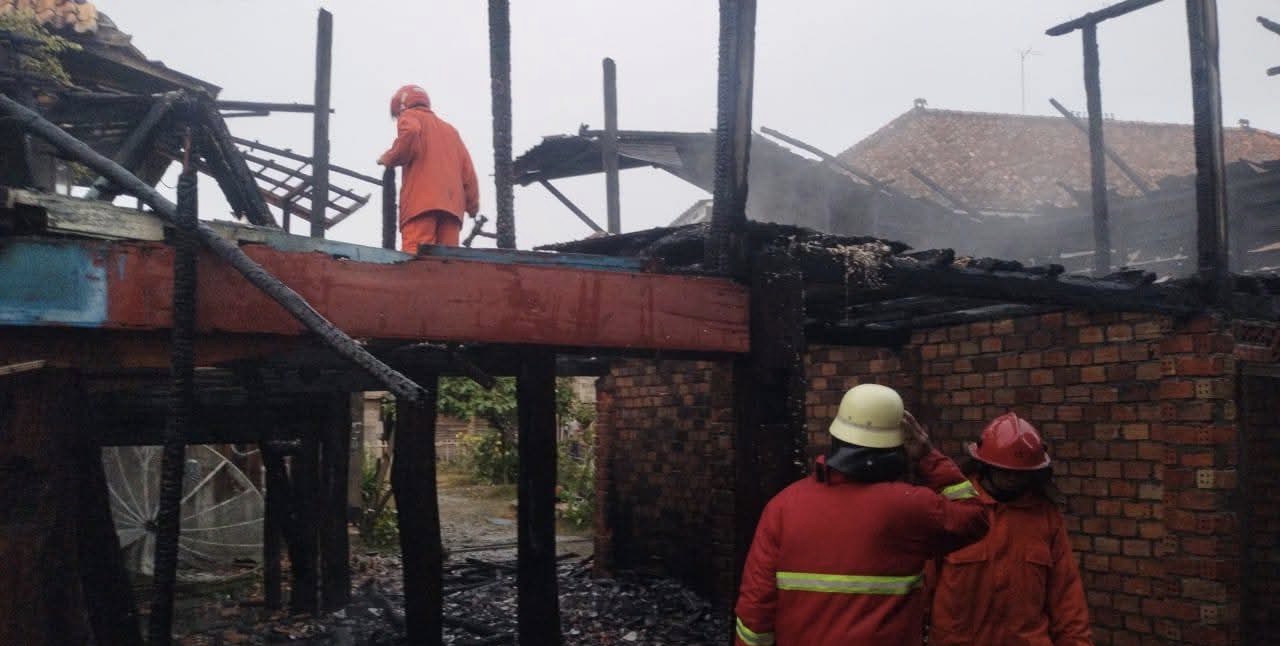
top-left (1019, 47), bottom-right (1042, 114)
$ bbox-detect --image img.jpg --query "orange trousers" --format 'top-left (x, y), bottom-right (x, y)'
top-left (400, 210), bottom-right (463, 252)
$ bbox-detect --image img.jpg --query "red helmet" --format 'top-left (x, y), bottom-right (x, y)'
top-left (966, 413), bottom-right (1051, 470)
top-left (390, 85), bottom-right (431, 117)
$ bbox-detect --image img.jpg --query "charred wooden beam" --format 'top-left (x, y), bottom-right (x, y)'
top-left (734, 246), bottom-right (807, 600)
top-left (1082, 24), bottom-right (1112, 276)
top-left (1046, 0), bottom-right (1166, 36)
top-left (79, 442), bottom-right (145, 646)
top-left (1260, 16), bottom-right (1280, 37)
top-left (321, 392), bottom-right (352, 611)
top-left (861, 304), bottom-right (1057, 331)
top-left (908, 167), bottom-right (980, 215)
top-left (538, 179), bottom-right (605, 234)
top-left (216, 100), bottom-right (331, 114)
top-left (194, 99), bottom-right (276, 227)
top-left (517, 349), bottom-right (562, 644)
top-left (490, 0), bottom-right (516, 249)
top-left (231, 137), bottom-right (382, 186)
top-left (148, 169), bottom-right (199, 646)
top-left (86, 92), bottom-right (179, 201)
top-left (707, 0), bottom-right (757, 275)
top-left (1048, 97), bottom-right (1153, 196)
top-left (0, 93), bottom-right (426, 403)
top-left (392, 378), bottom-right (445, 643)
top-left (311, 9), bottom-right (333, 239)
top-left (292, 432), bottom-right (322, 613)
top-left (602, 58), bottom-right (621, 234)
top-left (382, 167), bottom-right (397, 249)
top-left (1187, 0), bottom-right (1232, 302)
top-left (762, 126), bottom-right (908, 200)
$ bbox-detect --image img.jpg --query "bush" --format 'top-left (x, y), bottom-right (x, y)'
top-left (557, 426), bottom-right (595, 528)
top-left (358, 461), bottom-right (398, 548)
top-left (458, 427), bottom-right (518, 485)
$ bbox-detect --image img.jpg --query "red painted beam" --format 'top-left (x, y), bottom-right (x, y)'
top-left (101, 241), bottom-right (749, 353)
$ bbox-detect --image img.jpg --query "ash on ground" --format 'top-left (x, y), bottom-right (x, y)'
top-left (176, 551), bottom-right (728, 646)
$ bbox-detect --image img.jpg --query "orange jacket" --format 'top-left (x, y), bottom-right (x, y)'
top-left (928, 478), bottom-right (1092, 646)
top-left (734, 450), bottom-right (990, 646)
top-left (378, 106), bottom-right (479, 224)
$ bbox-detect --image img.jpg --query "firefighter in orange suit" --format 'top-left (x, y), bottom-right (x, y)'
top-left (377, 85), bottom-right (480, 251)
top-left (734, 384), bottom-right (991, 646)
top-left (927, 413), bottom-right (1093, 646)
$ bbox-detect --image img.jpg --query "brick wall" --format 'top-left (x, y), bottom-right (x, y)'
top-left (595, 311), bottom-right (1259, 644)
top-left (594, 359), bottom-right (738, 601)
top-left (805, 312), bottom-right (1242, 646)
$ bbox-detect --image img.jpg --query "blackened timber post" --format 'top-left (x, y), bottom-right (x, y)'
top-left (149, 166), bottom-right (199, 646)
top-left (489, 0), bottom-right (516, 249)
top-left (312, 8), bottom-right (333, 238)
top-left (321, 393), bottom-right (352, 610)
top-left (391, 376), bottom-right (444, 643)
top-left (292, 428), bottom-right (322, 614)
top-left (86, 92), bottom-right (179, 201)
top-left (602, 58), bottom-right (621, 234)
top-left (1082, 24), bottom-right (1112, 276)
top-left (78, 438), bottom-right (145, 646)
top-left (261, 444), bottom-right (284, 610)
top-left (517, 348), bottom-right (561, 644)
top-left (706, 0), bottom-right (757, 276)
top-left (1186, 0), bottom-right (1231, 300)
top-left (733, 246), bottom-right (807, 602)
top-left (281, 198), bottom-right (292, 234)
top-left (382, 166), bottom-right (397, 250)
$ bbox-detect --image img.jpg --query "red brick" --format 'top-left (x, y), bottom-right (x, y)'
top-left (980, 337), bottom-right (1002, 353)
top-left (1079, 326), bottom-right (1105, 343)
top-left (1081, 366), bottom-right (1107, 383)
top-left (1158, 380), bottom-right (1195, 400)
top-left (1069, 349), bottom-right (1093, 365)
top-left (1107, 324), bottom-right (1135, 341)
top-left (1093, 345), bottom-right (1121, 363)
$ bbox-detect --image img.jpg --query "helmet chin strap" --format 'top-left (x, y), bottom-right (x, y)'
top-left (979, 468), bottom-right (1026, 503)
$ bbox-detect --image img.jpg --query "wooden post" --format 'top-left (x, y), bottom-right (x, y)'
top-left (517, 349), bottom-right (561, 645)
top-left (261, 443), bottom-right (285, 610)
top-left (0, 370), bottom-right (99, 645)
top-left (1186, 0), bottom-right (1231, 299)
top-left (291, 428), bottom-right (322, 614)
top-left (706, 0), bottom-right (757, 276)
top-left (1082, 23), bottom-right (1111, 276)
top-left (321, 393), bottom-right (352, 610)
top-left (733, 247), bottom-right (807, 601)
top-left (391, 376), bottom-right (444, 643)
top-left (149, 167), bottom-right (200, 646)
top-left (602, 58), bottom-right (621, 234)
top-left (79, 442), bottom-right (145, 646)
top-left (382, 167), bottom-right (397, 250)
top-left (538, 179), bottom-right (606, 234)
top-left (281, 197), bottom-right (292, 234)
top-left (489, 0), bottom-right (516, 249)
top-left (311, 8), bottom-right (333, 239)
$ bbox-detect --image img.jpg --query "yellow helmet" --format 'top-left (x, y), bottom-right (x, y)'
top-left (828, 384), bottom-right (904, 448)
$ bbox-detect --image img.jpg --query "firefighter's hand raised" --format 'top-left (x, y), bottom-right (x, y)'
top-left (902, 411), bottom-right (932, 462)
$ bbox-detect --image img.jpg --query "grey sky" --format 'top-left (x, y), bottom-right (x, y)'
top-left (102, 1), bottom-right (1280, 250)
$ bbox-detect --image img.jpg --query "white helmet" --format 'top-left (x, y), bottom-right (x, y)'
top-left (828, 384), bottom-right (905, 449)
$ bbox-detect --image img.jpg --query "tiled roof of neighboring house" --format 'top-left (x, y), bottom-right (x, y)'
top-left (838, 106), bottom-right (1280, 213)
top-left (0, 0), bottom-right (99, 33)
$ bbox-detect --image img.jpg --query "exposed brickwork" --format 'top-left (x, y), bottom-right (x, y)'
top-left (594, 360), bottom-right (738, 602)
top-left (596, 311), bottom-right (1265, 644)
top-left (805, 312), bottom-right (1244, 646)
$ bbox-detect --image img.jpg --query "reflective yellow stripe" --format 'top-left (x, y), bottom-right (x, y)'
top-left (775, 571), bottom-right (923, 595)
top-left (941, 480), bottom-right (978, 500)
top-left (736, 618), bottom-right (775, 645)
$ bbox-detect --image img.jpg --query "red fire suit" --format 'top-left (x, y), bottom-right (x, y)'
top-left (378, 105), bottom-right (479, 251)
top-left (734, 449), bottom-right (990, 646)
top-left (927, 478), bottom-right (1092, 646)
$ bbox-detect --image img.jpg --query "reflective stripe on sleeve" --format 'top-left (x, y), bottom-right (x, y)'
top-left (775, 571), bottom-right (924, 595)
top-left (940, 480), bottom-right (978, 500)
top-left (735, 617), bottom-right (775, 645)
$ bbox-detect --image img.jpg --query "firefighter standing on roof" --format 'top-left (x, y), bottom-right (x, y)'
top-left (927, 413), bottom-right (1093, 646)
top-left (734, 384), bottom-right (991, 646)
top-left (378, 85), bottom-right (480, 251)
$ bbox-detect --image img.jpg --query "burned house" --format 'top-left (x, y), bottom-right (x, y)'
top-left (4, 1), bottom-right (1280, 646)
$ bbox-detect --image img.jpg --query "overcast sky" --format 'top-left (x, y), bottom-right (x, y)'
top-left (101, 1), bottom-right (1280, 250)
